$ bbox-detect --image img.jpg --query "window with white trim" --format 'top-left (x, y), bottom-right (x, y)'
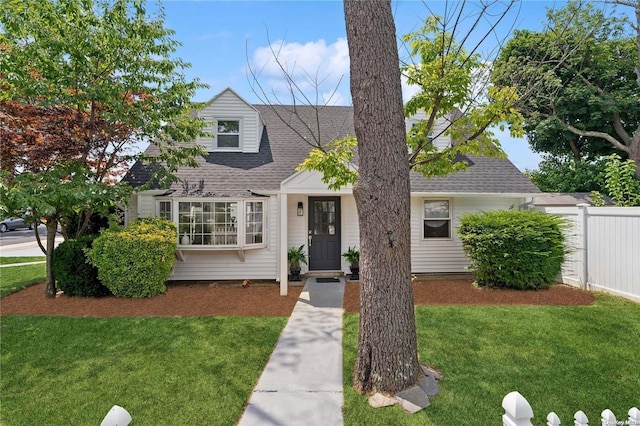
top-left (423, 199), bottom-right (451, 239)
top-left (216, 119), bottom-right (240, 149)
top-left (245, 201), bottom-right (263, 245)
top-left (158, 200), bottom-right (172, 221)
top-left (172, 199), bottom-right (266, 248)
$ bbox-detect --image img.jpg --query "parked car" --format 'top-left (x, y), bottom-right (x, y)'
top-left (0, 217), bottom-right (33, 232)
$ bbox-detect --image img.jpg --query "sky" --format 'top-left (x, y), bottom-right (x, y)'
top-left (150, 0), bottom-right (625, 172)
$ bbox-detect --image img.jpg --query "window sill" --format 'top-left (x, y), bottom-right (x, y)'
top-left (175, 244), bottom-right (266, 262)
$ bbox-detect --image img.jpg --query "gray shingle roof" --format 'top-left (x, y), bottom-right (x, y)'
top-left (123, 104), bottom-right (540, 195)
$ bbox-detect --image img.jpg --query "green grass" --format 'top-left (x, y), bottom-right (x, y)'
top-left (0, 263), bottom-right (46, 297)
top-left (343, 295), bottom-right (640, 425)
top-left (1, 315), bottom-right (287, 425)
top-left (0, 256), bottom-right (45, 265)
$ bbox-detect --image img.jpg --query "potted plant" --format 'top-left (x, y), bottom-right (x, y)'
top-left (287, 245), bottom-right (307, 281)
top-left (342, 246), bottom-right (360, 280)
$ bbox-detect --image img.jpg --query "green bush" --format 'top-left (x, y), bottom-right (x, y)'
top-left (52, 236), bottom-right (110, 297)
top-left (88, 217), bottom-right (177, 298)
top-left (457, 210), bottom-right (569, 290)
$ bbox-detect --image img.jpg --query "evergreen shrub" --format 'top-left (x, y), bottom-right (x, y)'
top-left (88, 217), bottom-right (176, 298)
top-left (457, 210), bottom-right (569, 290)
top-left (52, 235), bottom-right (111, 297)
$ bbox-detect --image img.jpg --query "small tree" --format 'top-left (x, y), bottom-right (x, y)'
top-left (0, 0), bottom-right (208, 297)
top-left (591, 154), bottom-right (640, 206)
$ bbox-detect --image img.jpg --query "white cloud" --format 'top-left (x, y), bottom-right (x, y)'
top-left (248, 37), bottom-right (448, 108)
top-left (250, 38), bottom-right (350, 105)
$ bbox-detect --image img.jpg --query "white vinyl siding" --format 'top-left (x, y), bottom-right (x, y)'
top-left (411, 196), bottom-right (521, 273)
top-left (138, 194), bottom-right (155, 217)
top-left (406, 111), bottom-right (452, 151)
top-left (197, 89), bottom-right (262, 153)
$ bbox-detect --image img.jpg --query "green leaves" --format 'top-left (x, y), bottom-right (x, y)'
top-left (458, 210), bottom-right (570, 290)
top-left (300, 10), bottom-right (525, 187)
top-left (491, 1), bottom-right (640, 162)
top-left (296, 136), bottom-right (359, 190)
top-left (601, 154), bottom-right (640, 206)
top-left (88, 217), bottom-right (177, 297)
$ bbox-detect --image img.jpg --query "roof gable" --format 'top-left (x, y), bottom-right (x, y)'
top-left (124, 89), bottom-right (540, 196)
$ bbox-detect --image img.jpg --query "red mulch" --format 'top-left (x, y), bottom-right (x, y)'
top-left (0, 278), bottom-right (595, 318)
top-left (343, 279), bottom-right (596, 313)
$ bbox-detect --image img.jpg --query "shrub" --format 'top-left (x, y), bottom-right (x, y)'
top-left (52, 235), bottom-right (111, 297)
top-left (88, 217), bottom-right (177, 298)
top-left (457, 210), bottom-right (569, 290)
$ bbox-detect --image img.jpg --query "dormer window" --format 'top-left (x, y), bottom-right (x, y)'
top-left (216, 119), bottom-right (241, 150)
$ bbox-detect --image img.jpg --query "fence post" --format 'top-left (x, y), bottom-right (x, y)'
top-left (629, 407), bottom-right (640, 424)
top-left (601, 409), bottom-right (616, 425)
top-left (576, 203), bottom-right (589, 289)
top-left (547, 412), bottom-right (561, 426)
top-left (503, 391), bottom-right (534, 426)
top-left (574, 410), bottom-right (589, 426)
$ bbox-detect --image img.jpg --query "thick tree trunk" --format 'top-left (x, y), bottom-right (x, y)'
top-left (344, 0), bottom-right (420, 394)
top-left (44, 220), bottom-right (57, 298)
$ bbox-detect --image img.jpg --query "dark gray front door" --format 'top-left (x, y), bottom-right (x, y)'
top-left (309, 197), bottom-right (341, 270)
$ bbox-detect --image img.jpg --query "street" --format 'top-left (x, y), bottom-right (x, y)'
top-left (0, 225), bottom-right (61, 257)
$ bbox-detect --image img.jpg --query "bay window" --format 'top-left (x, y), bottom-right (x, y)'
top-left (161, 199), bottom-right (265, 249)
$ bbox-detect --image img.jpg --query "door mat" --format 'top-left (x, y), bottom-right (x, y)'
top-left (316, 277), bottom-right (341, 283)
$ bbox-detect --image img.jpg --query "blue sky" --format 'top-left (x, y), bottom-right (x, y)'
top-left (152, 1), bottom-right (623, 172)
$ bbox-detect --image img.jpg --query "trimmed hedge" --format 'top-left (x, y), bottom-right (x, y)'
top-left (52, 235), bottom-right (111, 297)
top-left (88, 217), bottom-right (176, 298)
top-left (457, 210), bottom-right (569, 290)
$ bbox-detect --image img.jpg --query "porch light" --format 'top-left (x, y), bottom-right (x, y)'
top-left (297, 202), bottom-right (304, 216)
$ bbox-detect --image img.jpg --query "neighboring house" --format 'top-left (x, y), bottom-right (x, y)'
top-left (123, 88), bottom-right (540, 295)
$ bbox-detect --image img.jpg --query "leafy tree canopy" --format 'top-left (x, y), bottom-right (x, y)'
top-left (299, 9), bottom-right (525, 188)
top-left (492, 1), bottom-right (640, 170)
top-left (526, 156), bottom-right (607, 193)
top-left (0, 0), bottom-right (208, 297)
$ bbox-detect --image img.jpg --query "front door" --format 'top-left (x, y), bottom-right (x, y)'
top-left (308, 197), bottom-right (341, 270)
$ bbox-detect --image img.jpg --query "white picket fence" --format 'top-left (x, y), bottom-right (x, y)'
top-left (502, 391), bottom-right (640, 426)
top-left (539, 205), bottom-right (640, 302)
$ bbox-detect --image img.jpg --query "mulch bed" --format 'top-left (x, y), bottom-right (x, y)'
top-left (0, 278), bottom-right (595, 318)
top-left (343, 279), bottom-right (595, 313)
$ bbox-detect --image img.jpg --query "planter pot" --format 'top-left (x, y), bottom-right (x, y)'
top-left (289, 265), bottom-right (302, 282)
top-left (349, 264), bottom-right (360, 280)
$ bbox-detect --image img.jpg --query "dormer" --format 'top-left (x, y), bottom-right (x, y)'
top-left (405, 110), bottom-right (454, 151)
top-left (197, 88), bottom-right (265, 153)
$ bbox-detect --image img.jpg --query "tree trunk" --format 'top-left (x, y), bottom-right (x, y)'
top-left (344, 0), bottom-right (420, 394)
top-left (44, 220), bottom-right (57, 298)
top-left (568, 137), bottom-right (582, 162)
top-left (631, 137), bottom-right (640, 179)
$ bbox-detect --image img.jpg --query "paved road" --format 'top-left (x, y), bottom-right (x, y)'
top-left (0, 225), bottom-right (62, 257)
top-left (0, 224), bottom-right (49, 247)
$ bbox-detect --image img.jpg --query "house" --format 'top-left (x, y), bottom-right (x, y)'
top-left (123, 88), bottom-right (541, 295)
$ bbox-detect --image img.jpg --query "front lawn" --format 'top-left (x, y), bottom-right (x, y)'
top-left (0, 256), bottom-right (45, 265)
top-left (0, 315), bottom-right (287, 425)
top-left (0, 263), bottom-right (46, 297)
top-left (343, 295), bottom-right (640, 425)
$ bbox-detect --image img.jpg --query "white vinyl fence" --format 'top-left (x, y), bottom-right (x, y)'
top-left (502, 391), bottom-right (640, 426)
top-left (540, 205), bottom-right (640, 302)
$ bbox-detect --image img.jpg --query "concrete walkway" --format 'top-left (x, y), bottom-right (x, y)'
top-left (239, 278), bottom-right (345, 426)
